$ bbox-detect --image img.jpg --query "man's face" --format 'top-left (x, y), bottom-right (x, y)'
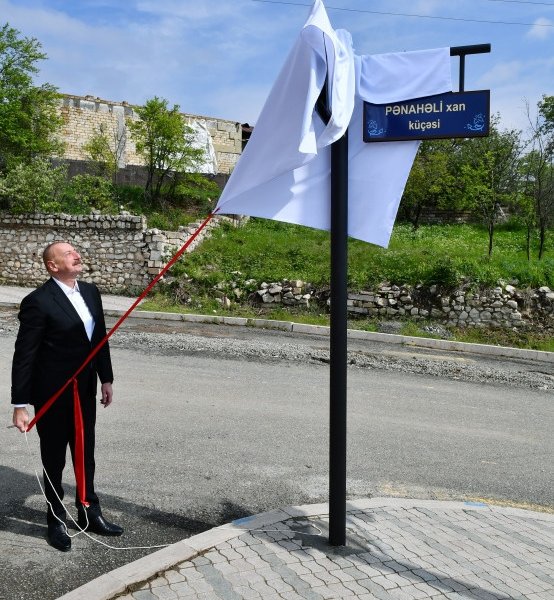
top-left (46, 243), bottom-right (83, 279)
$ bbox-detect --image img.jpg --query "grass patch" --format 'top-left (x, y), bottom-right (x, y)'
top-left (449, 327), bottom-right (554, 352)
top-left (173, 219), bottom-right (554, 290)
top-left (140, 293), bottom-right (331, 326)
top-left (146, 218), bottom-right (553, 351)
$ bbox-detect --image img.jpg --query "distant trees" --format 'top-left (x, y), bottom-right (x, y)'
top-left (458, 120), bottom-right (522, 256)
top-left (0, 24), bottom-right (62, 172)
top-left (400, 104), bottom-right (554, 259)
top-left (128, 97), bottom-right (204, 206)
top-left (521, 96), bottom-right (554, 259)
top-left (400, 139), bottom-right (456, 229)
top-left (83, 121), bottom-right (126, 184)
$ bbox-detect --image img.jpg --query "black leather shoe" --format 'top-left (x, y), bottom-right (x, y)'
top-left (47, 523), bottom-right (71, 551)
top-left (78, 512), bottom-right (123, 536)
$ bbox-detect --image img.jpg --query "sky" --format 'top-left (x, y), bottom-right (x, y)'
top-left (1, 0), bottom-right (553, 133)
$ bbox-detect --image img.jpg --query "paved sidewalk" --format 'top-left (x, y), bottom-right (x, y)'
top-left (58, 498), bottom-right (554, 600)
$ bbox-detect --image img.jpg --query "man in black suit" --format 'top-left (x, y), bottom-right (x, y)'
top-left (11, 241), bottom-right (123, 551)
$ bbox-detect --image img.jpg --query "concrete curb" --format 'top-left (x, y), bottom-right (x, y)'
top-left (105, 308), bottom-right (554, 364)
top-left (2, 300), bottom-right (552, 363)
top-left (55, 498), bottom-right (554, 600)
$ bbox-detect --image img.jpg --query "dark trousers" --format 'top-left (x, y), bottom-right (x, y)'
top-left (35, 390), bottom-right (99, 524)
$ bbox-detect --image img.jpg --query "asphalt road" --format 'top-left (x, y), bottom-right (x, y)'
top-left (0, 320), bottom-right (552, 600)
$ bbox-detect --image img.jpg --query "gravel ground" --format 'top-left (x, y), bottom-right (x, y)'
top-left (2, 307), bottom-right (553, 391)
top-left (110, 330), bottom-right (554, 390)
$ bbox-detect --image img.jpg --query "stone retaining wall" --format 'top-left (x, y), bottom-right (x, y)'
top-left (249, 279), bottom-right (554, 330)
top-left (0, 212), bottom-right (227, 293)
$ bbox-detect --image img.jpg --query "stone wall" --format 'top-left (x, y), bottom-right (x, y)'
top-left (0, 212), bottom-right (226, 293)
top-left (347, 283), bottom-right (554, 329)
top-left (248, 279), bottom-right (554, 330)
top-left (58, 94), bottom-right (242, 175)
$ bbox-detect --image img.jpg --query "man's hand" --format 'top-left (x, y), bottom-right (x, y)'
top-left (100, 382), bottom-right (113, 407)
top-left (13, 407), bottom-right (29, 432)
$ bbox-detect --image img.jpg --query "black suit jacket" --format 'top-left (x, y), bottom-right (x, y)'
top-left (11, 278), bottom-right (113, 408)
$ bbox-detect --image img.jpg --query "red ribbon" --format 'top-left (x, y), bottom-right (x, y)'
top-left (25, 211), bottom-right (217, 503)
top-left (72, 378), bottom-right (89, 507)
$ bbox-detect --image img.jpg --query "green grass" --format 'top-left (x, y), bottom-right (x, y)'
top-left (140, 293), bottom-right (331, 326)
top-left (173, 218), bottom-right (554, 291)
top-left (449, 327), bottom-right (554, 352)
top-left (145, 218), bottom-right (553, 351)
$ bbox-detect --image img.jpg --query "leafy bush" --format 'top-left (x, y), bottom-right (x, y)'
top-left (60, 174), bottom-right (117, 214)
top-left (171, 173), bottom-right (220, 212)
top-left (421, 257), bottom-right (463, 289)
top-left (115, 185), bottom-right (146, 211)
top-left (0, 158), bottom-right (66, 213)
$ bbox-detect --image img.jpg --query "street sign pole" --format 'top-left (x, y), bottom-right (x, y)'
top-left (329, 129), bottom-right (348, 546)
top-left (317, 43), bottom-right (490, 548)
top-left (450, 44), bottom-right (491, 92)
top-left (316, 82), bottom-right (349, 547)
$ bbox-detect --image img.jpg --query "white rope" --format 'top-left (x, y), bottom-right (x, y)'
top-left (18, 428), bottom-right (324, 552)
top-left (22, 429), bottom-right (169, 550)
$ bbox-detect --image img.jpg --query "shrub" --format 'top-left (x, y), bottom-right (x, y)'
top-left (61, 174), bottom-right (117, 214)
top-left (116, 185), bottom-right (146, 212)
top-left (421, 257), bottom-right (463, 289)
top-left (0, 158), bottom-right (66, 213)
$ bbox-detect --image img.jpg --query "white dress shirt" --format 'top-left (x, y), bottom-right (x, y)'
top-left (53, 278), bottom-right (95, 341)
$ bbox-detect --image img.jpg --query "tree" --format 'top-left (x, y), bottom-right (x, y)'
top-left (522, 96), bottom-right (554, 259)
top-left (83, 122), bottom-right (126, 183)
top-left (0, 157), bottom-right (66, 213)
top-left (400, 140), bottom-right (457, 228)
top-left (458, 119), bottom-right (522, 256)
top-left (0, 23), bottom-right (62, 172)
top-left (538, 95), bottom-right (554, 136)
top-left (128, 97), bottom-right (204, 205)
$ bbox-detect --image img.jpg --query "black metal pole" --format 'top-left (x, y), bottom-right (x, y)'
top-left (329, 129), bottom-right (348, 546)
top-left (450, 44), bottom-right (491, 93)
top-left (318, 42), bottom-right (490, 547)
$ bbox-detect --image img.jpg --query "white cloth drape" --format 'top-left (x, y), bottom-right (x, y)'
top-left (215, 0), bottom-right (452, 247)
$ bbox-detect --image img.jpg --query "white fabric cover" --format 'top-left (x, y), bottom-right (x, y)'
top-left (187, 118), bottom-right (218, 175)
top-left (215, 0), bottom-right (452, 247)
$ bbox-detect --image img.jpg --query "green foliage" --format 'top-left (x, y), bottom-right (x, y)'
top-left (171, 172), bottom-right (220, 213)
top-left (421, 257), bottom-right (463, 288)
top-left (173, 219), bottom-right (554, 292)
top-left (0, 157), bottom-right (66, 212)
top-left (522, 97), bottom-right (554, 260)
top-left (60, 174), bottom-right (117, 214)
top-left (128, 97), bottom-right (204, 205)
top-left (538, 94), bottom-right (554, 136)
top-left (145, 207), bottom-right (194, 230)
top-left (0, 23), bottom-right (63, 171)
top-left (458, 119), bottom-right (523, 255)
top-left (83, 124), bottom-right (123, 181)
top-left (400, 139), bottom-right (458, 226)
top-left (114, 183), bottom-right (210, 229)
top-left (115, 184), bottom-right (145, 210)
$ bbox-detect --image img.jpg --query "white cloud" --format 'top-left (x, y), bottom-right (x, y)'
top-left (483, 56), bottom-right (554, 131)
top-left (412, 0), bottom-right (445, 16)
top-left (526, 17), bottom-right (553, 40)
top-left (478, 61), bottom-right (525, 87)
top-left (136, 0), bottom-right (241, 21)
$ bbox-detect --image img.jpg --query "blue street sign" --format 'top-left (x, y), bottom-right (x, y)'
top-left (363, 90), bottom-right (490, 142)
